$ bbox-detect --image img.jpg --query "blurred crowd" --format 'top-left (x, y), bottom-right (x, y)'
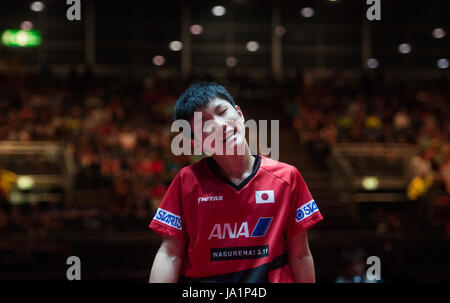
top-left (282, 72), bottom-right (450, 234)
top-left (0, 67), bottom-right (197, 234)
top-left (0, 67), bottom-right (448, 236)
top-left (285, 74), bottom-right (448, 177)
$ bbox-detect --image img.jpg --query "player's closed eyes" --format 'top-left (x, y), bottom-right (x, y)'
top-left (220, 109), bottom-right (228, 115)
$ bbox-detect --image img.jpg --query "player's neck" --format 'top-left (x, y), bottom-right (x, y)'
top-left (212, 146), bottom-right (255, 185)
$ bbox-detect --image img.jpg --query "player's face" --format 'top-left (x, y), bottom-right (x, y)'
top-left (190, 98), bottom-right (246, 155)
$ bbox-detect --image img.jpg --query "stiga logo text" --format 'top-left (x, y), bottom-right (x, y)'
top-left (154, 208), bottom-right (182, 230)
top-left (208, 217), bottom-right (272, 240)
top-left (295, 200), bottom-right (319, 223)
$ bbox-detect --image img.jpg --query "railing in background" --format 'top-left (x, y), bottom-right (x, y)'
top-left (0, 141), bottom-right (76, 206)
top-left (331, 143), bottom-right (418, 219)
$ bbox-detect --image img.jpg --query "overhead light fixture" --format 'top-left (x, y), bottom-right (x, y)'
top-left (152, 55), bottom-right (165, 66)
top-left (226, 57), bottom-right (237, 67)
top-left (20, 21), bottom-right (33, 31)
top-left (30, 1), bottom-right (45, 12)
top-left (169, 41), bottom-right (183, 51)
top-left (246, 41), bottom-right (259, 52)
top-left (367, 58), bottom-right (379, 69)
top-left (432, 28), bottom-right (445, 39)
top-left (301, 7), bottom-right (315, 18)
top-left (362, 177), bottom-right (379, 191)
top-left (212, 6), bottom-right (226, 16)
top-left (17, 176), bottom-right (34, 190)
top-left (275, 25), bottom-right (286, 36)
top-left (437, 58), bottom-right (449, 69)
top-left (398, 43), bottom-right (411, 54)
top-left (190, 25), bottom-right (203, 35)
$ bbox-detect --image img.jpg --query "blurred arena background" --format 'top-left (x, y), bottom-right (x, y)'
top-left (0, 0), bottom-right (449, 283)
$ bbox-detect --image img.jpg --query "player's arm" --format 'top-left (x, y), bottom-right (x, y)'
top-left (149, 234), bottom-right (186, 283)
top-left (287, 230), bottom-right (316, 283)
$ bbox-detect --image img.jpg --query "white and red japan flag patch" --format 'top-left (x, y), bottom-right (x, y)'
top-left (255, 190), bottom-right (275, 204)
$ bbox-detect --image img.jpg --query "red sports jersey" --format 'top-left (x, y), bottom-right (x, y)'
top-left (149, 154), bottom-right (323, 282)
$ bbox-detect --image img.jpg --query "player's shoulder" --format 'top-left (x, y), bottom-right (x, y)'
top-left (176, 156), bottom-right (209, 180)
top-left (259, 155), bottom-right (303, 187)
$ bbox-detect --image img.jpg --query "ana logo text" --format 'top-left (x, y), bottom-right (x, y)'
top-left (208, 217), bottom-right (273, 240)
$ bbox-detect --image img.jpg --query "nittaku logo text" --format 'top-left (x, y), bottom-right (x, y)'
top-left (198, 195), bottom-right (223, 204)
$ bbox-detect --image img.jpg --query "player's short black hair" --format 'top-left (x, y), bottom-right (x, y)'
top-left (173, 82), bottom-right (236, 122)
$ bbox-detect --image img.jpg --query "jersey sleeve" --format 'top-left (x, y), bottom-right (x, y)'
top-left (149, 171), bottom-right (187, 241)
top-left (285, 168), bottom-right (323, 239)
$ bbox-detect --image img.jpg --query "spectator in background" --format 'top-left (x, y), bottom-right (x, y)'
top-left (440, 156), bottom-right (450, 194)
top-left (334, 248), bottom-right (383, 283)
top-left (393, 108), bottom-right (412, 142)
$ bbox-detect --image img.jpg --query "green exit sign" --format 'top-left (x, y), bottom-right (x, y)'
top-left (1, 29), bottom-right (42, 47)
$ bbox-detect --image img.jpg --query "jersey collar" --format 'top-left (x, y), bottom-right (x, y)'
top-left (206, 154), bottom-right (261, 191)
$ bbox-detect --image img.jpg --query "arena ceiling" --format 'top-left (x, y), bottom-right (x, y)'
top-left (0, 0), bottom-right (449, 72)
